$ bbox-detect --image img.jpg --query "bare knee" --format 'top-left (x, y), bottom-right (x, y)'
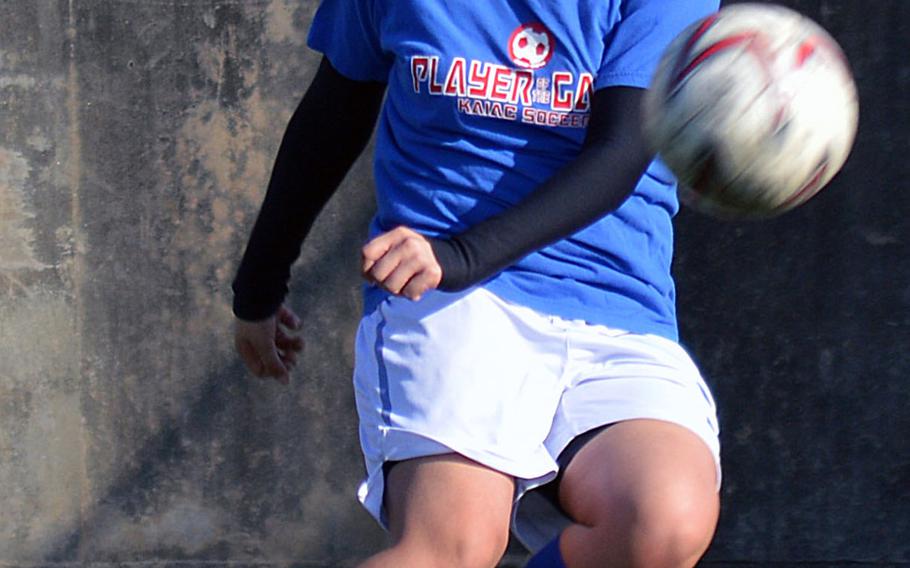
top-left (450, 523), bottom-right (511, 568)
top-left (391, 519), bottom-right (510, 568)
top-left (622, 486), bottom-right (719, 567)
top-left (558, 420), bottom-right (720, 568)
top-left (563, 481), bottom-right (719, 568)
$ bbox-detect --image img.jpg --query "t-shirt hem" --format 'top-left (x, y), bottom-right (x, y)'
top-left (483, 280), bottom-right (679, 343)
top-left (594, 72), bottom-right (653, 90)
top-left (362, 282), bottom-right (678, 342)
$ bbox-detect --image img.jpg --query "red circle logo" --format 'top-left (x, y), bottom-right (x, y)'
top-left (508, 23), bottom-right (555, 69)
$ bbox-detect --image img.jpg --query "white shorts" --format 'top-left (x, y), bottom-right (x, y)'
top-left (352, 287), bottom-right (721, 552)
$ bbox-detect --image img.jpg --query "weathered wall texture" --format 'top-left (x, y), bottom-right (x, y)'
top-left (0, 0), bottom-right (906, 566)
top-left (0, 0), bottom-right (386, 564)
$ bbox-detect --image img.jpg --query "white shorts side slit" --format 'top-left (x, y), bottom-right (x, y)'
top-left (352, 287), bottom-right (721, 552)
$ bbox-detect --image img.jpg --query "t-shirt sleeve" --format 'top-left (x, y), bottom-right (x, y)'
top-left (307, 0), bottom-right (392, 82)
top-left (595, 0), bottom-right (720, 90)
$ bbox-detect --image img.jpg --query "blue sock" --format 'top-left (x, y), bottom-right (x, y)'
top-left (525, 536), bottom-right (567, 568)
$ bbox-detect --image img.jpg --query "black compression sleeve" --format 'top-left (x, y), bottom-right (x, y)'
top-left (231, 58), bottom-right (385, 320)
top-left (429, 87), bottom-right (655, 291)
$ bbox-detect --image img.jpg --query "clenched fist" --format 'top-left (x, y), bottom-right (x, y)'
top-left (234, 305), bottom-right (304, 385)
top-left (361, 226), bottom-right (443, 301)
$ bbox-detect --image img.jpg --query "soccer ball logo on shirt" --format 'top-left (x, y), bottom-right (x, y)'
top-left (409, 21), bottom-right (592, 128)
top-left (508, 23), bottom-right (555, 69)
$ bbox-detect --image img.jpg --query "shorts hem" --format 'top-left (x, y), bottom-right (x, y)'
top-left (359, 428), bottom-right (559, 529)
top-left (512, 411), bottom-right (721, 553)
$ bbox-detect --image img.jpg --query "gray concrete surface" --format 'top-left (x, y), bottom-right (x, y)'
top-left (0, 0), bottom-right (906, 566)
top-left (1, 0), bottom-right (387, 564)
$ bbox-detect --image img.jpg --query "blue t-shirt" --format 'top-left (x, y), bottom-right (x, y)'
top-left (308, 0), bottom-right (719, 341)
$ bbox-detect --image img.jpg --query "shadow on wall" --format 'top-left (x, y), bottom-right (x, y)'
top-left (47, 216), bottom-right (385, 564)
top-left (1, 0), bottom-right (388, 563)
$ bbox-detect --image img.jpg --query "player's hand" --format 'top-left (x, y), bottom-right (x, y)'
top-left (234, 305), bottom-right (304, 385)
top-left (361, 226), bottom-right (443, 301)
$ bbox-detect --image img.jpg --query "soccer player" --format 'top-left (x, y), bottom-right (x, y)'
top-left (233, 1), bottom-right (722, 567)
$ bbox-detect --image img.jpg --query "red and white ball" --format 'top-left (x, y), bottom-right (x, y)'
top-left (509, 24), bottom-right (554, 69)
top-left (643, 3), bottom-right (859, 218)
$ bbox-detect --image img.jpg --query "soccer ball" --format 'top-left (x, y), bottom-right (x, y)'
top-left (509, 24), bottom-right (554, 69)
top-left (642, 3), bottom-right (859, 218)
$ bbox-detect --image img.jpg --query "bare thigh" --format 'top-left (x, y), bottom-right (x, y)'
top-left (358, 454), bottom-right (515, 568)
top-left (558, 419), bottom-right (720, 568)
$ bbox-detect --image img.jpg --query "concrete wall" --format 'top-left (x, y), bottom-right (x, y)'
top-left (1, 0), bottom-right (386, 564)
top-left (0, 0), bottom-right (906, 566)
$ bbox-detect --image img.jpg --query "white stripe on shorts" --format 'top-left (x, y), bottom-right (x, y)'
top-left (351, 287), bottom-right (721, 550)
